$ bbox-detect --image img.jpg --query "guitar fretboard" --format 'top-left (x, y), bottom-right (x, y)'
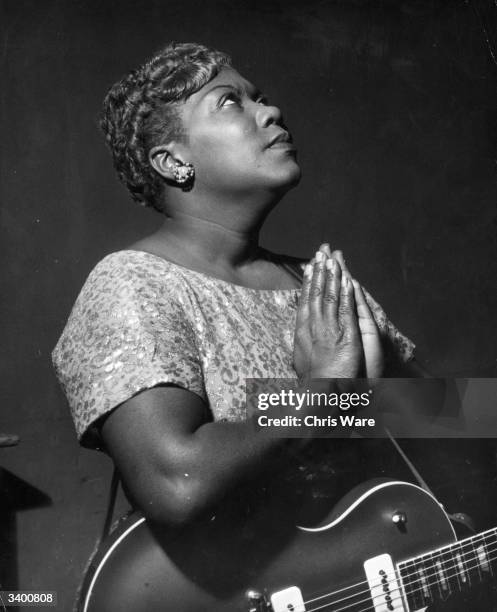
top-left (397, 527), bottom-right (497, 609)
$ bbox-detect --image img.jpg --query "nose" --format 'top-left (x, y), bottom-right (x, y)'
top-left (256, 102), bottom-right (283, 127)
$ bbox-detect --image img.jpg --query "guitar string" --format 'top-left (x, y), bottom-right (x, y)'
top-left (299, 535), bottom-right (497, 612)
top-left (378, 550), bottom-right (497, 612)
top-left (304, 546), bottom-right (497, 612)
top-left (301, 531), bottom-right (497, 607)
top-left (302, 529), bottom-right (496, 606)
top-left (353, 551), bottom-right (497, 612)
top-left (307, 551), bottom-right (496, 612)
top-left (400, 536), bottom-right (495, 591)
top-left (305, 539), bottom-right (497, 612)
top-left (408, 528), bottom-right (495, 590)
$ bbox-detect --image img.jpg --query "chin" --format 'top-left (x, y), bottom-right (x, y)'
top-left (273, 160), bottom-right (302, 192)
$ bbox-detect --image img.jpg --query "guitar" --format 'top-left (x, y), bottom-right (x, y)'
top-left (78, 479), bottom-right (497, 612)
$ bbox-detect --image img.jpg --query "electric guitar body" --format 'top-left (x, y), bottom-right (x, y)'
top-left (79, 479), bottom-right (497, 612)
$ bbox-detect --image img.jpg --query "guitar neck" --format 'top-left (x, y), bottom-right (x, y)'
top-left (397, 526), bottom-right (497, 609)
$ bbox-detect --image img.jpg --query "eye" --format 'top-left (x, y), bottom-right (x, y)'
top-left (219, 92), bottom-right (241, 108)
top-left (256, 96), bottom-right (269, 105)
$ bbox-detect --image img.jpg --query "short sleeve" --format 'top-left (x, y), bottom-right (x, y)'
top-left (52, 254), bottom-right (206, 449)
top-left (362, 287), bottom-right (416, 365)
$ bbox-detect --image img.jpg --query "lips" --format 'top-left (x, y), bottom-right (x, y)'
top-left (267, 131), bottom-right (294, 148)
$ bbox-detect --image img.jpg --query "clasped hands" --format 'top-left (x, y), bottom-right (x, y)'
top-left (293, 244), bottom-right (384, 383)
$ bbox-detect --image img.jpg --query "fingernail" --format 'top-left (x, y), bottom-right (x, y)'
top-left (315, 251), bottom-right (324, 262)
top-left (304, 263), bottom-right (312, 277)
top-left (325, 258), bottom-right (333, 270)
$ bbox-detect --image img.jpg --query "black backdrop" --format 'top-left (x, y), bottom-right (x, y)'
top-left (2, 0), bottom-right (497, 608)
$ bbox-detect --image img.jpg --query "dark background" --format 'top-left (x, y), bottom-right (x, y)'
top-left (1, 0), bottom-right (497, 609)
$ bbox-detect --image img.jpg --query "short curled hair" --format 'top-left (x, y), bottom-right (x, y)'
top-left (100, 42), bottom-right (231, 211)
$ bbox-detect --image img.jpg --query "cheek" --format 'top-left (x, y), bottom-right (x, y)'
top-left (192, 123), bottom-right (258, 167)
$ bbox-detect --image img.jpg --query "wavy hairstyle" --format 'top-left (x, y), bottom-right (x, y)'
top-left (100, 42), bottom-right (231, 212)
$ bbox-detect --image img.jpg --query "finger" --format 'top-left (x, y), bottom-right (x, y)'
top-left (331, 249), bottom-right (352, 279)
top-left (323, 257), bottom-right (341, 321)
top-left (309, 251), bottom-right (326, 319)
top-left (352, 279), bottom-right (379, 334)
top-left (319, 243), bottom-right (332, 258)
top-left (338, 274), bottom-right (359, 333)
top-left (296, 262), bottom-right (313, 326)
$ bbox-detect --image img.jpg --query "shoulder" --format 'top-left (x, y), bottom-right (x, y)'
top-left (83, 249), bottom-right (174, 289)
top-left (52, 251), bottom-right (207, 448)
top-left (75, 250), bottom-right (190, 309)
top-left (52, 250), bottom-right (193, 365)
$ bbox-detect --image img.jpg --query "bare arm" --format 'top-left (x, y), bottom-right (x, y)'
top-left (101, 385), bottom-right (288, 527)
top-left (101, 251), bottom-right (378, 528)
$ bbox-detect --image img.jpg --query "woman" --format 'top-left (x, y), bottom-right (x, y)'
top-left (53, 42), bottom-right (417, 531)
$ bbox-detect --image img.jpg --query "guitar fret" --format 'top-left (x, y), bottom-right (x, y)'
top-left (442, 546), bottom-right (462, 592)
top-left (476, 542), bottom-right (491, 573)
top-left (399, 562), bottom-right (412, 608)
top-left (454, 544), bottom-right (469, 586)
top-left (397, 525), bottom-right (497, 611)
top-left (467, 532), bottom-right (490, 586)
top-left (417, 561), bottom-right (432, 601)
top-left (400, 559), bottom-right (429, 609)
top-left (483, 530), bottom-right (497, 577)
top-left (409, 560), bottom-right (425, 609)
top-left (425, 551), bottom-right (443, 600)
top-left (434, 557), bottom-right (450, 594)
top-left (479, 535), bottom-right (493, 576)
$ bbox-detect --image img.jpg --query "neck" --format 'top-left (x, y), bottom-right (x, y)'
top-left (150, 187), bottom-right (283, 268)
top-left (150, 213), bottom-right (263, 270)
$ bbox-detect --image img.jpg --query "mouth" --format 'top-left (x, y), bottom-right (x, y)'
top-left (267, 131), bottom-right (296, 150)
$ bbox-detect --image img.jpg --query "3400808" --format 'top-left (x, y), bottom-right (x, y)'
top-left (0, 591), bottom-right (57, 607)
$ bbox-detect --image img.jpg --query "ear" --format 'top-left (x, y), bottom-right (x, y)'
top-left (148, 144), bottom-right (179, 181)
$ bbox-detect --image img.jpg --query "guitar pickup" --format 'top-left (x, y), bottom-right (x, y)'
top-left (270, 586), bottom-right (305, 612)
top-left (364, 554), bottom-right (407, 612)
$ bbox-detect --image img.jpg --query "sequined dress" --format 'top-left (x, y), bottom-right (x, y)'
top-left (52, 250), bottom-right (415, 450)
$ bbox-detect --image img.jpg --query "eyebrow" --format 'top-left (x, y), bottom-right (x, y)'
top-left (202, 83), bottom-right (264, 100)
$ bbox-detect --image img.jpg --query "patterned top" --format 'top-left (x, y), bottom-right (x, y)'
top-left (52, 250), bottom-right (415, 449)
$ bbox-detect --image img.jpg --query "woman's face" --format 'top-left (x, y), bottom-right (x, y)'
top-left (177, 67), bottom-right (301, 197)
